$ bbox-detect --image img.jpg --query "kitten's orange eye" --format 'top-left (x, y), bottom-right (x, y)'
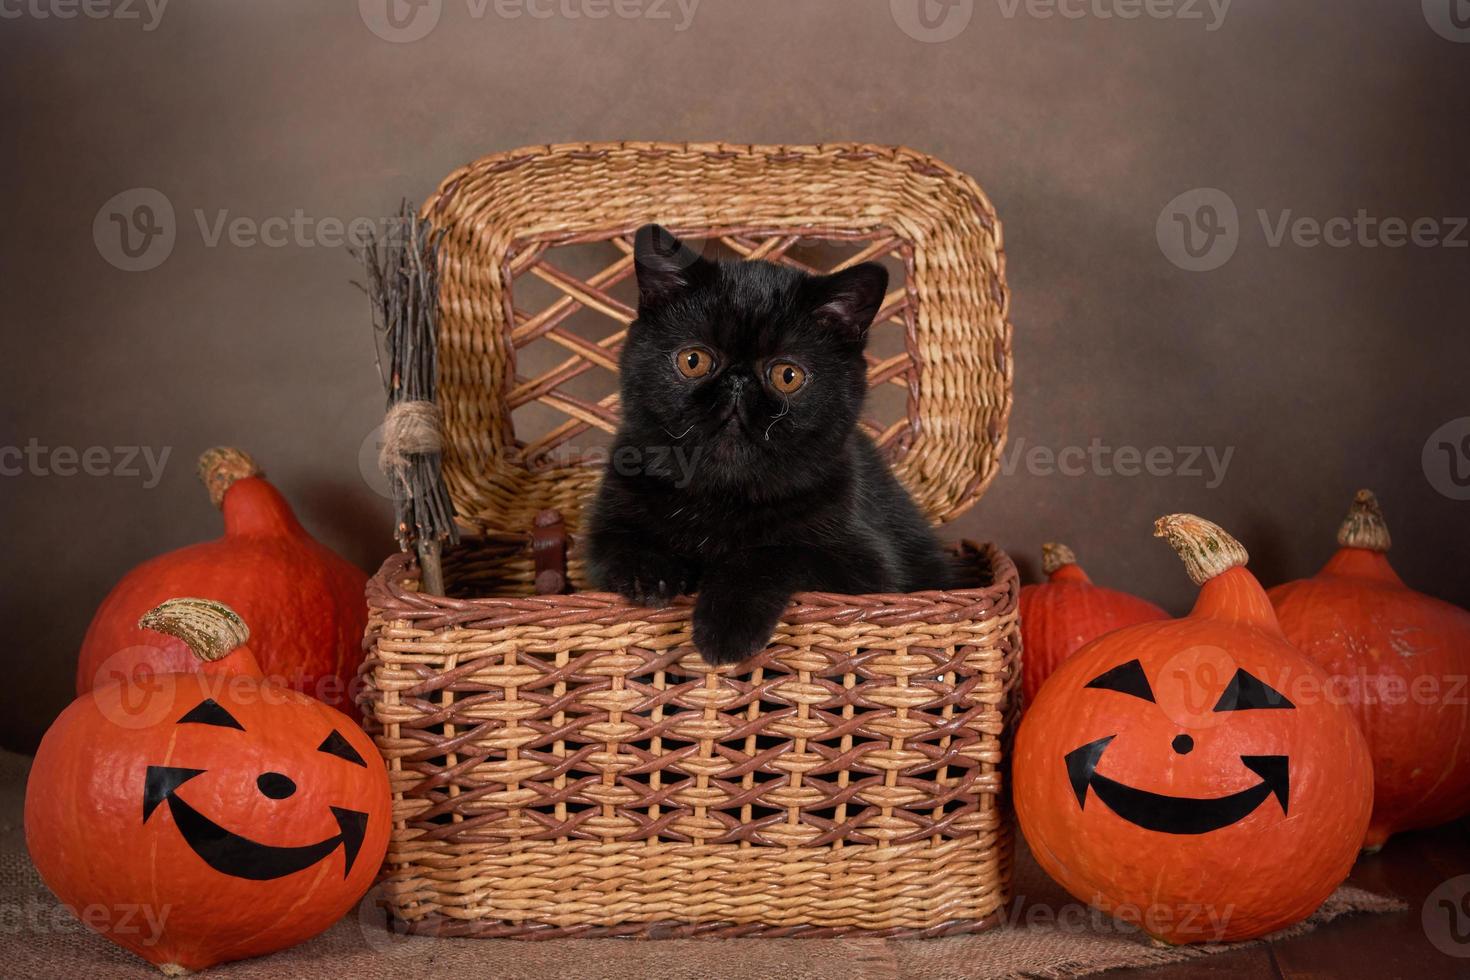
top-left (768, 361), bottom-right (807, 394)
top-left (675, 347), bottom-right (713, 379)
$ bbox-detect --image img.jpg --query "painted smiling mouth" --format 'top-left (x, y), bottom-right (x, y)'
top-left (144, 766), bottom-right (369, 881)
top-left (1065, 736), bottom-right (1290, 835)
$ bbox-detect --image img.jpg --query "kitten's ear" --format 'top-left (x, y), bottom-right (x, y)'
top-left (633, 224), bottom-right (710, 311)
top-left (810, 263), bottom-right (889, 343)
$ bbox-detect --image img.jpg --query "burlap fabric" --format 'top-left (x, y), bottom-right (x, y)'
top-left (0, 752), bottom-right (1403, 978)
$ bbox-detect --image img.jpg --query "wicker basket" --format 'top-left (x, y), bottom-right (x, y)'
top-left (362, 142), bottom-right (1019, 939)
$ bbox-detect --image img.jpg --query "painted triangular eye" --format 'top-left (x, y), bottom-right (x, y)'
top-left (177, 698), bottom-right (244, 730)
top-left (1213, 669), bottom-right (1295, 711)
top-left (1084, 659), bottom-right (1155, 702)
top-left (317, 730), bottom-right (366, 767)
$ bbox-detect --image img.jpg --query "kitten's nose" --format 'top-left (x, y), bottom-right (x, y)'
top-left (722, 374), bottom-right (751, 406)
top-left (715, 374), bottom-right (749, 426)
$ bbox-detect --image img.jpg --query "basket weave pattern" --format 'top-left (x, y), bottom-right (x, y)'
top-left (365, 546), bottom-right (1018, 937)
top-left (362, 142), bottom-right (1018, 938)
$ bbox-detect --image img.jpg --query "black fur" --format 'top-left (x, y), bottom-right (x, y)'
top-left (585, 225), bottom-right (951, 666)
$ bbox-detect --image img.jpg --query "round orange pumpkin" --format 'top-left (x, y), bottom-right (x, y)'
top-left (1268, 490), bottom-right (1470, 849)
top-left (29, 598), bottom-right (390, 974)
top-left (1020, 542), bottom-right (1167, 707)
top-left (76, 447), bottom-right (368, 720)
top-left (1015, 515), bottom-right (1373, 943)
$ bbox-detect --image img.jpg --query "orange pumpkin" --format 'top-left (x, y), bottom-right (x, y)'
top-left (28, 598), bottom-right (390, 974)
top-left (1015, 515), bottom-right (1373, 943)
top-left (76, 447), bottom-right (369, 720)
top-left (1269, 490), bottom-right (1470, 849)
top-left (1020, 542), bottom-right (1167, 707)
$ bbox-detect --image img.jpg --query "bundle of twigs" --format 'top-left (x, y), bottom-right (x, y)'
top-left (358, 202), bottom-right (457, 593)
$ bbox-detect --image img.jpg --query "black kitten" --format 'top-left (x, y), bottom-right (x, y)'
top-left (585, 225), bottom-right (952, 666)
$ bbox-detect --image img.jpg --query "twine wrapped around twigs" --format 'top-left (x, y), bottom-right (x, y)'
top-left (378, 401), bottom-right (443, 480)
top-left (358, 202), bottom-right (458, 589)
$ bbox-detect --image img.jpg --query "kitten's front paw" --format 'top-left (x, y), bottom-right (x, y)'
top-left (692, 599), bottom-right (782, 667)
top-left (599, 553), bottom-right (694, 608)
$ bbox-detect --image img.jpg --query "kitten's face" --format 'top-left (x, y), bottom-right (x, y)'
top-left (618, 225), bottom-right (888, 490)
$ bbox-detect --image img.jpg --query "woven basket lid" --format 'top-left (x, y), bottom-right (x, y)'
top-left (419, 141), bottom-right (1013, 539)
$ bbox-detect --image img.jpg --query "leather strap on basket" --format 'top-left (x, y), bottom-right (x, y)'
top-left (532, 509), bottom-right (569, 595)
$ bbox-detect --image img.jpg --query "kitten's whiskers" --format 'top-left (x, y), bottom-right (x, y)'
top-left (764, 398), bottom-right (791, 441)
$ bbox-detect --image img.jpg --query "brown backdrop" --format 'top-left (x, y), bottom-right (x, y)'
top-left (2, 0), bottom-right (1467, 752)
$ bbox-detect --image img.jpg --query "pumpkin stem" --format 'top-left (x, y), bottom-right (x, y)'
top-left (1337, 489), bottom-right (1391, 553)
top-left (1041, 542), bottom-right (1077, 576)
top-left (138, 598), bottom-right (250, 663)
top-left (198, 447), bottom-right (261, 509)
top-left (1153, 514), bottom-right (1249, 586)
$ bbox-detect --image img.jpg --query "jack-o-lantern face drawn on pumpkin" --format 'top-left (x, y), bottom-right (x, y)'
top-left (1015, 516), bottom-right (1374, 944)
top-left (26, 599), bottom-right (391, 975)
top-left (1065, 660), bottom-right (1294, 835)
top-left (143, 699), bottom-right (373, 881)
